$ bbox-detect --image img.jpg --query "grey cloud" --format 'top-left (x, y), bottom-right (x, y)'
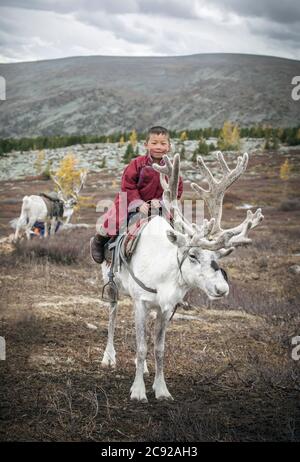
top-left (0, 14), bottom-right (25, 49)
top-left (1, 0), bottom-right (300, 24)
top-left (0, 0), bottom-right (300, 62)
top-left (75, 10), bottom-right (154, 46)
top-left (0, 15), bottom-right (16, 35)
top-left (247, 18), bottom-right (300, 49)
top-left (139, 0), bottom-right (199, 19)
top-left (210, 0), bottom-right (300, 25)
top-left (0, 0), bottom-right (199, 19)
top-left (0, 0), bottom-right (79, 13)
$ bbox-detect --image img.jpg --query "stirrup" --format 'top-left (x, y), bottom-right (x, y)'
top-left (101, 274), bottom-right (119, 302)
top-left (101, 239), bottom-right (119, 302)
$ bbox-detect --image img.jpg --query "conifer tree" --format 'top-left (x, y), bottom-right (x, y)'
top-left (123, 143), bottom-right (135, 163)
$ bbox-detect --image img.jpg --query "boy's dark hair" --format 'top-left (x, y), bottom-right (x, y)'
top-left (146, 126), bottom-right (170, 142)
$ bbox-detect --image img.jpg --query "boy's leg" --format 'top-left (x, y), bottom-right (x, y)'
top-left (91, 193), bottom-right (125, 263)
top-left (90, 226), bottom-right (111, 264)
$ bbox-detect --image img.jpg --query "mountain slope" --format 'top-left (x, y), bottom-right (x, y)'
top-left (0, 53), bottom-right (299, 137)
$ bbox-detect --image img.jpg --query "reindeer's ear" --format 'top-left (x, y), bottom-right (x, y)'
top-left (166, 230), bottom-right (187, 248)
top-left (215, 247), bottom-right (234, 259)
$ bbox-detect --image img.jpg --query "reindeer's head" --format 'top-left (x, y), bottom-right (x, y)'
top-left (165, 227), bottom-right (231, 299)
top-left (52, 171), bottom-right (87, 222)
top-left (153, 152), bottom-right (264, 301)
top-left (62, 196), bottom-right (77, 219)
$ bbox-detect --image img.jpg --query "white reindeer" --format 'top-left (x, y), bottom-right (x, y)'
top-left (100, 152), bottom-right (263, 402)
top-left (14, 172), bottom-right (87, 240)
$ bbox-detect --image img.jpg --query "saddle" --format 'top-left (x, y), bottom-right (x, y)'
top-left (104, 214), bottom-right (149, 265)
top-left (104, 203), bottom-right (173, 264)
top-left (40, 192), bottom-right (64, 218)
top-left (101, 205), bottom-right (172, 302)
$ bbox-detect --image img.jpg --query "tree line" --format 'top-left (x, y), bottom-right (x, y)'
top-left (0, 124), bottom-right (299, 156)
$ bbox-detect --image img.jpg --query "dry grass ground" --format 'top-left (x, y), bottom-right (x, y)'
top-left (0, 149), bottom-right (300, 441)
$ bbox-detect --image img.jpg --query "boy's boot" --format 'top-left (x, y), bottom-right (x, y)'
top-left (90, 234), bottom-right (110, 264)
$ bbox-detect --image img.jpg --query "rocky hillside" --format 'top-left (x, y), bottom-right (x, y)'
top-left (0, 53), bottom-right (299, 137)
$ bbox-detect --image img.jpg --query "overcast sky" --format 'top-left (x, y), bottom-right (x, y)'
top-left (0, 0), bottom-right (299, 63)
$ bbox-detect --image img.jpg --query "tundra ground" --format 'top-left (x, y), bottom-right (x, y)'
top-left (0, 149), bottom-right (300, 441)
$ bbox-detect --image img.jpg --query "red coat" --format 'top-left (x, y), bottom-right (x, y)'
top-left (101, 154), bottom-right (184, 236)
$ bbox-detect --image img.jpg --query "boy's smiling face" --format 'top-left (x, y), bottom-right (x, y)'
top-left (145, 133), bottom-right (170, 161)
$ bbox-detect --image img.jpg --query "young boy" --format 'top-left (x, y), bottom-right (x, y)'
top-left (90, 126), bottom-right (183, 264)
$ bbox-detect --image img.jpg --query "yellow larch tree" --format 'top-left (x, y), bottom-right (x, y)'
top-left (180, 131), bottom-right (188, 142)
top-left (218, 121), bottom-right (241, 151)
top-left (129, 129), bottom-right (138, 148)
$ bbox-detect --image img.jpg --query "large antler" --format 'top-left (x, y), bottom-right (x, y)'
top-left (153, 154), bottom-right (217, 240)
top-left (153, 154), bottom-right (180, 206)
top-left (191, 152), bottom-right (264, 248)
top-left (71, 170), bottom-right (87, 200)
top-left (153, 154), bottom-right (195, 235)
top-left (191, 152), bottom-right (248, 234)
top-left (51, 175), bottom-right (67, 201)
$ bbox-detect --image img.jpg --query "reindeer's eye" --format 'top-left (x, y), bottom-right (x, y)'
top-left (189, 253), bottom-right (198, 263)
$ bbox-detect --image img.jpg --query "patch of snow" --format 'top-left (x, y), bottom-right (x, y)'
top-left (236, 203), bottom-right (255, 210)
top-left (86, 322), bottom-right (98, 330)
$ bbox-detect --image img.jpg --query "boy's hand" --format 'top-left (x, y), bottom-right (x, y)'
top-left (139, 202), bottom-right (150, 215)
top-left (151, 199), bottom-right (161, 208)
top-left (139, 200), bottom-right (161, 215)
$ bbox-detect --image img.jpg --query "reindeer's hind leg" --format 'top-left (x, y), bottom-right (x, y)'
top-left (14, 222), bottom-right (22, 241)
top-left (44, 220), bottom-right (49, 238)
top-left (101, 301), bottom-right (118, 368)
top-left (24, 218), bottom-right (36, 240)
top-left (49, 217), bottom-right (57, 236)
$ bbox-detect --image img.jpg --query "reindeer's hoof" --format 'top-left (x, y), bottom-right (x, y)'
top-left (153, 382), bottom-right (174, 401)
top-left (101, 352), bottom-right (116, 368)
top-left (130, 383), bottom-right (148, 403)
top-left (130, 394), bottom-right (148, 403)
top-left (101, 360), bottom-right (116, 369)
top-left (157, 394), bottom-right (174, 402)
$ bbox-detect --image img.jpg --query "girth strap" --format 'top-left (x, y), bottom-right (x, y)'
top-left (119, 245), bottom-right (157, 294)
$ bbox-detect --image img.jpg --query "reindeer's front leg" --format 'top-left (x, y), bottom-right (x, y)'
top-left (152, 307), bottom-right (174, 401)
top-left (101, 302), bottom-right (118, 368)
top-left (49, 217), bottom-right (57, 236)
top-left (134, 307), bottom-right (150, 375)
top-left (44, 220), bottom-right (49, 238)
top-left (130, 300), bottom-right (148, 402)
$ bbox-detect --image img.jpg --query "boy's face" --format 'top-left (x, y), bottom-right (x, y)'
top-left (145, 133), bottom-right (170, 161)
